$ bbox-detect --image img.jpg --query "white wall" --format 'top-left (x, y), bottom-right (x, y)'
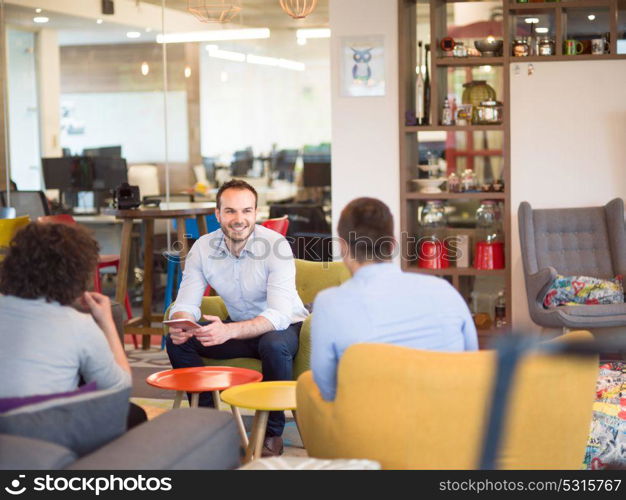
top-left (37, 29), bottom-right (61, 158)
top-left (199, 32), bottom-right (331, 157)
top-left (329, 0), bottom-right (400, 239)
top-left (60, 91), bottom-right (188, 163)
top-left (510, 60), bottom-right (626, 332)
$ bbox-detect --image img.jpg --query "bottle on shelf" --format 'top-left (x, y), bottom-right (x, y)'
top-left (495, 291), bottom-right (506, 328)
top-left (416, 41), bottom-right (425, 125)
top-left (423, 43), bottom-right (431, 126)
top-left (441, 97), bottom-right (454, 126)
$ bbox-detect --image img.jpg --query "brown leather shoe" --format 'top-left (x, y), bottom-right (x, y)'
top-left (261, 436), bottom-right (284, 457)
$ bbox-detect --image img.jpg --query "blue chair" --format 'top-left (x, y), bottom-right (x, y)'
top-left (161, 214), bottom-right (220, 349)
top-left (0, 207), bottom-right (16, 219)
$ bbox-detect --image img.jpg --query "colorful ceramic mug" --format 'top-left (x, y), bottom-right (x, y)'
top-left (563, 39), bottom-right (583, 55)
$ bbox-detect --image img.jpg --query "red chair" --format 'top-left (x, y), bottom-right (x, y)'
top-left (261, 215), bottom-right (289, 236)
top-left (38, 214), bottom-right (137, 349)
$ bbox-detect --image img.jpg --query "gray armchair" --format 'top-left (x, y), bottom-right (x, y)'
top-left (518, 198), bottom-right (626, 329)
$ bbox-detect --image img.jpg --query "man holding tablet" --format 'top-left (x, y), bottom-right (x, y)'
top-left (166, 179), bottom-right (308, 456)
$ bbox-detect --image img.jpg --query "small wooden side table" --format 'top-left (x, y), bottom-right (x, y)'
top-left (102, 202), bottom-right (216, 349)
top-left (221, 381), bottom-right (298, 463)
top-left (146, 366), bottom-right (262, 446)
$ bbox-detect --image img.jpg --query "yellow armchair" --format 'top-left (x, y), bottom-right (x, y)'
top-left (296, 330), bottom-right (598, 470)
top-left (164, 259), bottom-right (350, 378)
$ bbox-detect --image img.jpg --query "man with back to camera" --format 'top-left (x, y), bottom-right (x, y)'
top-left (166, 179), bottom-right (309, 456)
top-left (311, 197), bottom-right (478, 401)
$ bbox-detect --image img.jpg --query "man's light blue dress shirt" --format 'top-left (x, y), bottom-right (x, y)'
top-left (170, 225), bottom-right (309, 331)
top-left (311, 262), bottom-right (478, 401)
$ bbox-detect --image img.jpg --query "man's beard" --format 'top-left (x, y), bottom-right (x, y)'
top-left (221, 222), bottom-right (253, 243)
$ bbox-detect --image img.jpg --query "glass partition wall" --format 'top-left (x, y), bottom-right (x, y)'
top-left (1, 0), bottom-right (332, 317)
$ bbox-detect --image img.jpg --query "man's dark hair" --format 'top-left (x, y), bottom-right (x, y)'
top-left (0, 222), bottom-right (99, 305)
top-left (338, 197), bottom-right (395, 263)
top-left (216, 179), bottom-right (258, 210)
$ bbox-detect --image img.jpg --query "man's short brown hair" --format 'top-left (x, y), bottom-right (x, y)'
top-left (0, 222), bottom-right (99, 305)
top-left (337, 197), bottom-right (395, 263)
top-left (216, 179), bottom-right (258, 210)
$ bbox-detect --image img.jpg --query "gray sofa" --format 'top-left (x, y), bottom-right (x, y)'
top-left (1, 408), bottom-right (240, 470)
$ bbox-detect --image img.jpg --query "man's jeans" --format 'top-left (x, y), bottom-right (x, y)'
top-left (165, 321), bottom-right (302, 437)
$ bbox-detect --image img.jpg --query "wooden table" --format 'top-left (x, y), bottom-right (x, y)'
top-left (146, 366), bottom-right (262, 446)
top-left (221, 381), bottom-right (299, 463)
top-left (102, 202), bottom-right (216, 349)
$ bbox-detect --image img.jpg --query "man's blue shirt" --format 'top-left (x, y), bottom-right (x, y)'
top-left (311, 262), bottom-right (478, 401)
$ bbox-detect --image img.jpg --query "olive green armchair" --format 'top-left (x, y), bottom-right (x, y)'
top-left (164, 259), bottom-right (351, 378)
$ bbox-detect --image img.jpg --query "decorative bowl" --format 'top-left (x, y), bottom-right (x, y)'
top-left (412, 178), bottom-right (446, 193)
top-left (474, 39), bottom-right (503, 57)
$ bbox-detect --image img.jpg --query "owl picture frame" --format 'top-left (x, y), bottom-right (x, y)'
top-left (340, 35), bottom-right (386, 97)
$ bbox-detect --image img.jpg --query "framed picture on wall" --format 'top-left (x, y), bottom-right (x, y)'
top-left (340, 35), bottom-right (386, 97)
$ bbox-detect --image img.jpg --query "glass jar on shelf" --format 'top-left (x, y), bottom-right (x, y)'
top-left (474, 200), bottom-right (505, 270)
top-left (417, 200), bottom-right (449, 269)
top-left (447, 172), bottom-right (461, 193)
top-left (461, 169), bottom-right (478, 192)
top-left (453, 41), bottom-right (467, 58)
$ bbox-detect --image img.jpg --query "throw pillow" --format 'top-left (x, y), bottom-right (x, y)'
top-left (0, 387), bottom-right (130, 457)
top-left (543, 275), bottom-right (624, 308)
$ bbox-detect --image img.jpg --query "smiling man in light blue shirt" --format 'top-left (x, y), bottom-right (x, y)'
top-left (311, 197), bottom-right (478, 401)
top-left (166, 180), bottom-right (308, 456)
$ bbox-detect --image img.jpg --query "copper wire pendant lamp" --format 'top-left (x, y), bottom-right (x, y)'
top-left (187, 0), bottom-right (242, 23)
top-left (279, 0), bottom-right (318, 19)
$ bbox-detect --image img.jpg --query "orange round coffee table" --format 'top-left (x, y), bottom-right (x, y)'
top-left (146, 366), bottom-right (262, 446)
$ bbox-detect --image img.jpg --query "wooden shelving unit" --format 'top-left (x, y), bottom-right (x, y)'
top-left (398, 0), bottom-right (625, 340)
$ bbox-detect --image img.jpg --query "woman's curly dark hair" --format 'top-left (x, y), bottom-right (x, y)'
top-left (0, 222), bottom-right (99, 305)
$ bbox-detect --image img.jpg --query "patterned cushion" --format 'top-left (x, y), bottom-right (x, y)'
top-left (543, 275), bottom-right (624, 308)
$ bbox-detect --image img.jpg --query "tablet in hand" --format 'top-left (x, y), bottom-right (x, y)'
top-left (163, 319), bottom-right (201, 331)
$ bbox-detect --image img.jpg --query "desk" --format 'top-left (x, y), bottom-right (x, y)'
top-left (102, 202), bottom-right (216, 349)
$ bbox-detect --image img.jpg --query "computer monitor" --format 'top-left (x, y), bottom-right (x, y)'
top-left (83, 146), bottom-right (122, 158)
top-left (0, 191), bottom-right (50, 218)
top-left (93, 157), bottom-right (128, 191)
top-left (42, 157), bottom-right (73, 190)
top-left (302, 156), bottom-right (331, 188)
top-left (202, 156), bottom-right (217, 185)
top-left (42, 157), bottom-right (89, 191)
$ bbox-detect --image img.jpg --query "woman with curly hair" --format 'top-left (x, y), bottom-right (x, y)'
top-left (0, 222), bottom-right (131, 397)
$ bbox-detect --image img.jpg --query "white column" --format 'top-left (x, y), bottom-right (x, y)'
top-left (36, 28), bottom-right (61, 157)
top-left (329, 0), bottom-right (400, 241)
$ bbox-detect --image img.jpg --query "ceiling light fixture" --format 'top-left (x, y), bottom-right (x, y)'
top-left (280, 0), bottom-right (318, 19)
top-left (184, 66), bottom-right (192, 78)
top-left (96, 19), bottom-right (104, 24)
top-left (588, 14), bottom-right (596, 21)
top-left (33, 16), bottom-right (49, 23)
top-left (536, 27), bottom-right (549, 34)
top-left (157, 28), bottom-right (270, 43)
top-left (206, 45), bottom-right (246, 62)
top-left (187, 0), bottom-right (242, 23)
top-left (524, 17), bottom-right (539, 24)
top-left (296, 28), bottom-right (330, 45)
top-left (126, 31), bottom-right (141, 39)
top-left (35, 8), bottom-right (42, 13)
top-left (141, 62), bottom-right (150, 76)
